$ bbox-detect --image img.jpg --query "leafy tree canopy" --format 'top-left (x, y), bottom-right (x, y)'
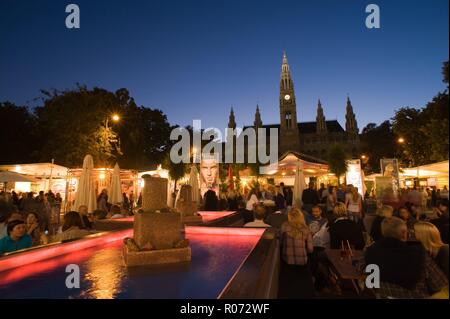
top-left (0, 102), bottom-right (39, 164)
top-left (33, 85), bottom-right (172, 168)
top-left (360, 121), bottom-right (396, 174)
top-left (392, 61), bottom-right (449, 167)
top-left (327, 144), bottom-right (348, 182)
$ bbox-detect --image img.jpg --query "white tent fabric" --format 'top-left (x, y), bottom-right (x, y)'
top-left (0, 171), bottom-right (36, 183)
top-left (293, 160), bottom-right (307, 209)
top-left (188, 165), bottom-right (200, 205)
top-left (108, 163), bottom-right (123, 205)
top-left (73, 155), bottom-right (97, 213)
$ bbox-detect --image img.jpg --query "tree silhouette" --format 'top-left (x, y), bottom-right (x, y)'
top-left (327, 144), bottom-right (348, 184)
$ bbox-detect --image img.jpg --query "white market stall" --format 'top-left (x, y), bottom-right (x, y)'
top-left (0, 162), bottom-right (68, 194)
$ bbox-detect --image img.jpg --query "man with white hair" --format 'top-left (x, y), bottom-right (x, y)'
top-left (365, 216), bottom-right (448, 298)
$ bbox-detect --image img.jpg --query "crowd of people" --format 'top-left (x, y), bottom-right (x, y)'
top-left (236, 181), bottom-right (449, 298)
top-left (0, 188), bottom-right (136, 255)
top-left (1, 180), bottom-right (449, 298)
top-left (201, 183), bottom-right (295, 212)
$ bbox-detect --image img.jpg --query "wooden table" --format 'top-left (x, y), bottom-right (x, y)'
top-left (324, 249), bottom-right (366, 294)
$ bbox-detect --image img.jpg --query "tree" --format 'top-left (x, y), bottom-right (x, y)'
top-left (443, 61), bottom-right (449, 86)
top-left (327, 144), bottom-right (348, 183)
top-left (360, 121), bottom-right (396, 173)
top-left (0, 102), bottom-right (39, 164)
top-left (33, 85), bottom-right (172, 168)
top-left (117, 106), bottom-right (172, 169)
top-left (392, 61), bottom-right (449, 166)
top-left (163, 153), bottom-right (187, 196)
top-left (34, 86), bottom-right (126, 166)
top-left (92, 123), bottom-right (122, 166)
top-left (420, 92), bottom-right (449, 162)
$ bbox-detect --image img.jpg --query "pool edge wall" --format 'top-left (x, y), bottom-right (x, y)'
top-left (218, 228), bottom-right (280, 299)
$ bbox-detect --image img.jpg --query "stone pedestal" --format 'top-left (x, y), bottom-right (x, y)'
top-left (181, 214), bottom-right (203, 225)
top-left (123, 209), bottom-right (192, 266)
top-left (134, 211), bottom-right (181, 250)
top-left (175, 184), bottom-right (202, 225)
top-left (123, 245), bottom-right (191, 267)
top-left (142, 175), bottom-right (168, 211)
top-left (176, 200), bottom-right (198, 216)
top-left (123, 176), bottom-right (193, 267)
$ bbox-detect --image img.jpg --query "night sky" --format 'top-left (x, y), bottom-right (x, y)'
top-left (0, 0), bottom-right (448, 132)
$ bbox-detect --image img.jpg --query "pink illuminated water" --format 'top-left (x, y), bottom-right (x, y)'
top-left (0, 227), bottom-right (263, 299)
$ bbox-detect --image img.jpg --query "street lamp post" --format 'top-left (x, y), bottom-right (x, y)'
top-left (395, 137), bottom-right (405, 166)
top-left (102, 114), bottom-right (121, 166)
top-left (105, 113), bottom-right (120, 129)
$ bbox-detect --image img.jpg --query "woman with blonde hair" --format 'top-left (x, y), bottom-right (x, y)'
top-left (346, 186), bottom-right (363, 222)
top-left (414, 222), bottom-right (448, 278)
top-left (280, 208), bottom-right (312, 261)
top-left (333, 201), bottom-right (348, 218)
top-left (279, 208), bottom-right (315, 298)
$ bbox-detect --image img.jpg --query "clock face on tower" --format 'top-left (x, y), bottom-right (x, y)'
top-left (284, 94), bottom-right (291, 101)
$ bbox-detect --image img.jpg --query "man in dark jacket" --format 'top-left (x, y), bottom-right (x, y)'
top-left (365, 216), bottom-right (448, 298)
top-left (431, 199), bottom-right (449, 244)
top-left (302, 182), bottom-right (320, 214)
top-left (275, 190), bottom-right (286, 211)
top-left (203, 189), bottom-right (218, 211)
top-left (19, 192), bottom-right (36, 213)
top-left (265, 210), bottom-right (288, 230)
top-left (329, 216), bottom-right (365, 250)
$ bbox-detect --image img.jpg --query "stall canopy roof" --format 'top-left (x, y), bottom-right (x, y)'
top-left (365, 160), bottom-right (449, 180)
top-left (0, 163), bottom-right (68, 178)
top-left (0, 171), bottom-right (37, 183)
top-left (261, 151), bottom-right (329, 176)
top-left (401, 160), bottom-right (449, 177)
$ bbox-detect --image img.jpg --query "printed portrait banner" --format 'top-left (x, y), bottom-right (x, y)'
top-left (380, 158), bottom-right (400, 197)
top-left (346, 159), bottom-right (364, 196)
top-left (200, 154), bottom-right (219, 196)
top-left (375, 176), bottom-right (398, 203)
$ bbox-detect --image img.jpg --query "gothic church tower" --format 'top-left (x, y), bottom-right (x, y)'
top-left (279, 51), bottom-right (300, 154)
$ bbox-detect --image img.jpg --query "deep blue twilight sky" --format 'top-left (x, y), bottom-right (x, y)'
top-left (0, 0), bottom-right (448, 132)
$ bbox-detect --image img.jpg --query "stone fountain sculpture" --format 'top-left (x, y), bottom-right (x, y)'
top-left (175, 184), bottom-right (203, 225)
top-left (123, 175), bottom-right (191, 266)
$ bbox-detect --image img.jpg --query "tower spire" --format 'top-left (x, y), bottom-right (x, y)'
top-left (345, 96), bottom-right (358, 134)
top-left (228, 106), bottom-right (236, 129)
top-left (316, 98), bottom-right (327, 134)
top-left (254, 104), bottom-right (262, 128)
top-left (279, 50), bottom-right (300, 154)
top-left (280, 51), bottom-right (294, 91)
top-left (282, 50), bottom-right (288, 64)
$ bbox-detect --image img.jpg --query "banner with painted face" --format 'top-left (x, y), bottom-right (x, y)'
top-left (200, 154), bottom-right (219, 196)
top-left (346, 159), bottom-right (364, 196)
top-left (380, 158), bottom-right (400, 197)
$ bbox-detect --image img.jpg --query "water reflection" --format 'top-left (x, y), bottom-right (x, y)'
top-left (0, 228), bottom-right (263, 298)
top-left (79, 247), bottom-right (125, 299)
